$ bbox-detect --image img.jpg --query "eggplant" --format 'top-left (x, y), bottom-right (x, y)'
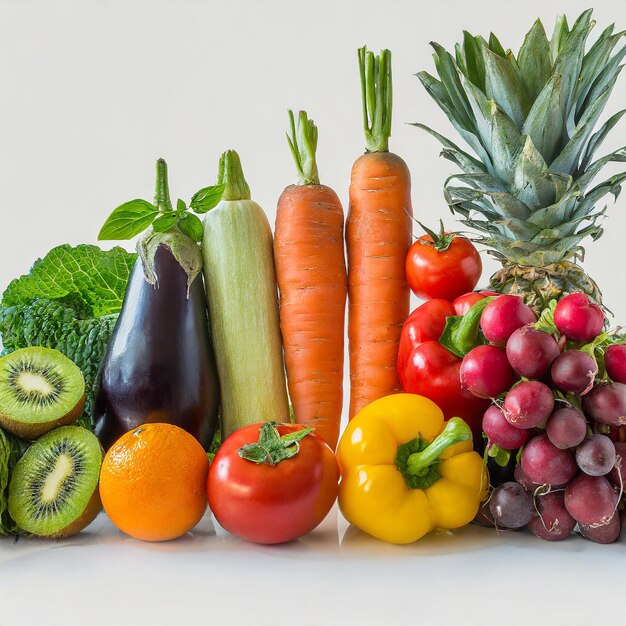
top-left (93, 159), bottom-right (220, 449)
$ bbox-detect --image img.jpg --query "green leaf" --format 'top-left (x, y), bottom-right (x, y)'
top-left (462, 31), bottom-right (486, 90)
top-left (189, 183), bottom-right (226, 214)
top-left (550, 88), bottom-right (612, 175)
top-left (281, 427), bottom-right (314, 442)
top-left (487, 444), bottom-right (512, 467)
top-left (178, 213), bottom-right (204, 242)
top-left (483, 46), bottom-right (530, 128)
top-left (534, 300), bottom-right (558, 333)
top-left (2, 244), bottom-right (136, 317)
top-left (98, 199), bottom-right (158, 241)
top-left (417, 72), bottom-right (495, 172)
top-left (579, 111), bottom-right (626, 173)
top-left (488, 32), bottom-right (506, 58)
top-left (522, 73), bottom-right (563, 166)
top-left (152, 213), bottom-right (178, 233)
top-left (176, 198), bottom-right (187, 213)
top-left (550, 14), bottom-right (570, 63)
top-left (517, 19), bottom-right (552, 102)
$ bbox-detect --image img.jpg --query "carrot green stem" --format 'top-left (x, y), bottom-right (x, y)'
top-left (218, 150), bottom-right (251, 201)
top-left (286, 110), bottom-right (320, 185)
top-left (154, 158), bottom-right (173, 212)
top-left (359, 46), bottom-right (392, 153)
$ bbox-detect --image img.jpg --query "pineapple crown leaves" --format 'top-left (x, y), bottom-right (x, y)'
top-left (415, 9), bottom-right (626, 268)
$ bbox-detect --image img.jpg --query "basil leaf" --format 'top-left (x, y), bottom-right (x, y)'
top-left (178, 213), bottom-right (204, 242)
top-left (152, 214), bottom-right (178, 233)
top-left (98, 199), bottom-right (158, 240)
top-left (190, 183), bottom-right (226, 214)
top-left (176, 198), bottom-right (187, 213)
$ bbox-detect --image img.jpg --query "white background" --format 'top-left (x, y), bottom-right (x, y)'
top-left (1, 1), bottom-right (626, 625)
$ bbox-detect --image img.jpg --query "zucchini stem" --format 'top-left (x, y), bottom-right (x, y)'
top-left (286, 110), bottom-right (320, 185)
top-left (358, 46), bottom-right (393, 153)
top-left (154, 158), bottom-right (173, 212)
top-left (218, 150), bottom-right (251, 201)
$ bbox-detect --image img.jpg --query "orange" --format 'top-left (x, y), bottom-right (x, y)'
top-left (99, 423), bottom-right (209, 542)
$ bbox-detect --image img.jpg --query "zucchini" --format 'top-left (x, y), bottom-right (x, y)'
top-left (202, 150), bottom-right (290, 436)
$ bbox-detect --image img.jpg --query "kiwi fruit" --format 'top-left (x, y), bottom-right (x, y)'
top-left (8, 426), bottom-right (103, 537)
top-left (0, 347), bottom-right (85, 439)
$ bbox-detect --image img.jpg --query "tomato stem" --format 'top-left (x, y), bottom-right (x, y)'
top-left (238, 423), bottom-right (314, 465)
top-left (417, 219), bottom-right (456, 252)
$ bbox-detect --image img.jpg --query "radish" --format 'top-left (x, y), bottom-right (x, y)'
top-left (489, 482), bottom-right (533, 529)
top-left (460, 345), bottom-right (517, 398)
top-left (580, 513), bottom-right (621, 544)
top-left (528, 492), bottom-right (576, 541)
top-left (514, 464), bottom-right (540, 492)
top-left (479, 295), bottom-right (537, 347)
top-left (482, 405), bottom-right (529, 450)
top-left (575, 435), bottom-right (616, 476)
top-left (582, 382), bottom-right (626, 427)
top-left (503, 381), bottom-right (554, 429)
top-left (550, 350), bottom-right (597, 395)
top-left (564, 473), bottom-right (617, 526)
top-left (553, 293), bottom-right (604, 342)
top-left (605, 344), bottom-right (626, 383)
top-left (546, 406), bottom-right (587, 449)
top-left (521, 434), bottom-right (577, 485)
top-left (505, 325), bottom-right (560, 379)
top-left (609, 441), bottom-right (626, 487)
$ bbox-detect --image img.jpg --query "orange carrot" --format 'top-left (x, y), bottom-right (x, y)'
top-left (274, 110), bottom-right (347, 450)
top-left (346, 46), bottom-right (413, 419)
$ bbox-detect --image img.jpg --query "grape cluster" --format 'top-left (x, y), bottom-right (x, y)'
top-left (463, 293), bottom-right (626, 544)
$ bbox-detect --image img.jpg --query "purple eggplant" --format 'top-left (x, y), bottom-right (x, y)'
top-left (93, 159), bottom-right (220, 449)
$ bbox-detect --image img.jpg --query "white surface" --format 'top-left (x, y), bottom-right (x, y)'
top-left (2, 1), bottom-right (626, 625)
top-left (1, 508), bottom-right (625, 626)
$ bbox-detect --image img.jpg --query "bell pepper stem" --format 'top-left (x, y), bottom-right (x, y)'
top-left (405, 418), bottom-right (472, 476)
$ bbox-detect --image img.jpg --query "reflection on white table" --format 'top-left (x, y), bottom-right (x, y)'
top-left (0, 506), bottom-right (624, 626)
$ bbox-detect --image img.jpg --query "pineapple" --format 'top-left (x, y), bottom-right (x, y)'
top-left (417, 10), bottom-right (626, 311)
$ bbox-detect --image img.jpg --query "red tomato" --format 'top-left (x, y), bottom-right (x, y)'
top-left (207, 423), bottom-right (339, 544)
top-left (406, 233), bottom-right (482, 301)
top-left (453, 292), bottom-right (487, 316)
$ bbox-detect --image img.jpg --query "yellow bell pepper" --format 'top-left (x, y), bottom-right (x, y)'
top-left (337, 393), bottom-right (487, 544)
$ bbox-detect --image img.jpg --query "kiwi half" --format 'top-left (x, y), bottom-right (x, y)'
top-left (0, 347), bottom-right (85, 440)
top-left (8, 426), bottom-right (103, 537)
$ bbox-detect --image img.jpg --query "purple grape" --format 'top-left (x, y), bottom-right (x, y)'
top-left (528, 491), bottom-right (576, 541)
top-left (583, 382), bottom-right (626, 427)
top-left (575, 435), bottom-right (616, 476)
top-left (489, 482), bottom-right (534, 529)
top-left (521, 434), bottom-right (578, 486)
top-left (503, 381), bottom-right (554, 429)
top-left (550, 350), bottom-right (597, 395)
top-left (546, 406), bottom-right (588, 449)
top-left (505, 325), bottom-right (560, 379)
top-left (579, 513), bottom-right (621, 544)
top-left (564, 474), bottom-right (618, 525)
top-left (482, 405), bottom-right (530, 450)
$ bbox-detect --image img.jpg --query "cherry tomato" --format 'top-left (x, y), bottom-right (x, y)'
top-left (406, 227), bottom-right (482, 301)
top-left (207, 423), bottom-right (339, 544)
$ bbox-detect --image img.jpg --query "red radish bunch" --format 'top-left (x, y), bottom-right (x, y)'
top-left (458, 292), bottom-right (626, 543)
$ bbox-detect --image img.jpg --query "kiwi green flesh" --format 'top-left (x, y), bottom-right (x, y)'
top-left (0, 347), bottom-right (85, 436)
top-left (8, 426), bottom-right (103, 537)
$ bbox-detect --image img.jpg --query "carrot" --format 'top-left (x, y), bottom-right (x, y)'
top-left (274, 110), bottom-right (347, 450)
top-left (346, 46), bottom-right (413, 419)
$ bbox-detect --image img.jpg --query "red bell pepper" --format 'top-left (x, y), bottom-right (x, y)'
top-left (398, 293), bottom-right (491, 439)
